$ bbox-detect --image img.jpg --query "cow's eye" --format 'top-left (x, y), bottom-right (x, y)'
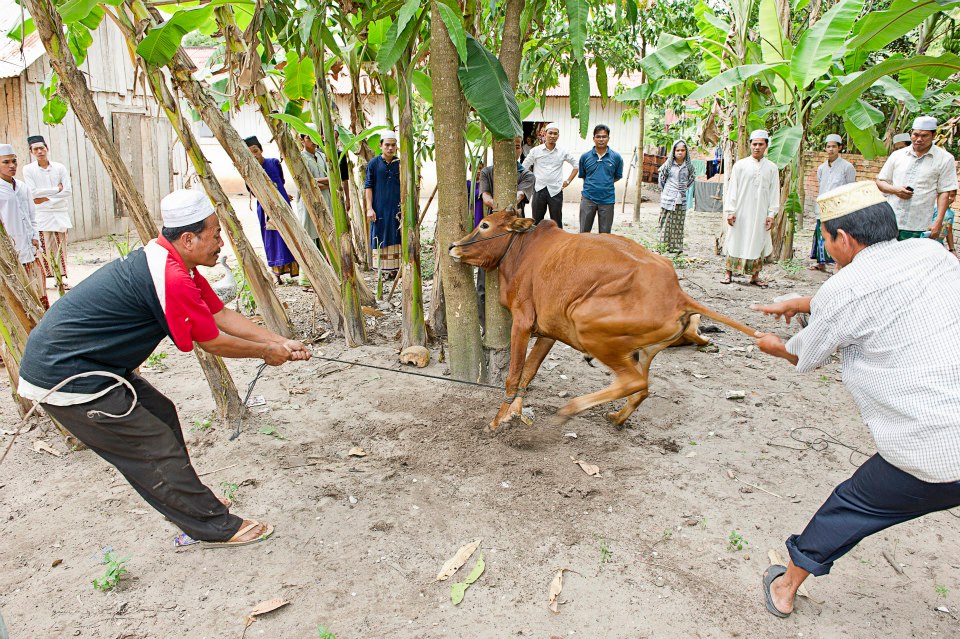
top-left (480, 222), bottom-right (490, 230)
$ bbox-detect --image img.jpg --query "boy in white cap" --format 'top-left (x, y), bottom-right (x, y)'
top-left (18, 189), bottom-right (311, 549)
top-left (891, 133), bottom-right (911, 151)
top-left (0, 142), bottom-right (47, 308)
top-left (23, 135), bottom-right (73, 290)
top-left (522, 122), bottom-right (578, 228)
top-left (876, 116), bottom-right (958, 241)
top-left (810, 134), bottom-right (856, 270)
top-left (753, 181), bottom-right (960, 618)
top-left (721, 130), bottom-right (780, 286)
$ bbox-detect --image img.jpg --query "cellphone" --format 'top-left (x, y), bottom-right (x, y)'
top-left (920, 231), bottom-right (932, 238)
top-left (905, 186), bottom-right (914, 192)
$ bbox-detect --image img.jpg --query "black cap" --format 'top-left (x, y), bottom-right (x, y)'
top-left (27, 135), bottom-right (46, 146)
top-left (243, 136), bottom-right (261, 148)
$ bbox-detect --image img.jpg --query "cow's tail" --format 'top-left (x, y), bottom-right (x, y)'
top-left (683, 295), bottom-right (761, 339)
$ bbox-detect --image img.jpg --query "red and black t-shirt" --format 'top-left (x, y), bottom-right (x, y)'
top-left (20, 236), bottom-right (224, 394)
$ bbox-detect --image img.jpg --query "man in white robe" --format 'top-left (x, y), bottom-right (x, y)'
top-left (722, 129), bottom-right (779, 287)
top-left (23, 135), bottom-right (73, 289)
top-left (810, 134), bottom-right (856, 270)
top-left (0, 143), bottom-right (47, 308)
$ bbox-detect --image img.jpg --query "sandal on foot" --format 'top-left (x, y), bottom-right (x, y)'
top-left (174, 521), bottom-right (274, 550)
top-left (720, 275), bottom-right (732, 285)
top-left (749, 279), bottom-right (770, 288)
top-left (762, 564), bottom-right (791, 618)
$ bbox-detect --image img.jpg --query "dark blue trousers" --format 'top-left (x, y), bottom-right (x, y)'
top-left (787, 454), bottom-right (960, 576)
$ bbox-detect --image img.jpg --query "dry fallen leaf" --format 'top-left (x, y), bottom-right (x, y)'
top-left (33, 440), bottom-right (61, 457)
top-left (362, 306), bottom-right (385, 317)
top-left (548, 569), bottom-right (568, 613)
top-left (435, 538), bottom-right (482, 581)
top-left (244, 598), bottom-right (290, 628)
top-left (570, 456), bottom-right (601, 477)
top-left (51, 559), bottom-right (63, 568)
top-left (348, 447), bottom-right (368, 458)
top-left (768, 549), bottom-right (818, 602)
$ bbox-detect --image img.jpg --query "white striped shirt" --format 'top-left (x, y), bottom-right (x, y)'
top-left (786, 239), bottom-right (960, 483)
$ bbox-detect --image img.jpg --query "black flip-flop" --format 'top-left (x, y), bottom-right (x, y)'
top-left (763, 564), bottom-right (791, 618)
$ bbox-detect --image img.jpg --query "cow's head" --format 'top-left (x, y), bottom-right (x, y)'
top-left (449, 209), bottom-right (535, 269)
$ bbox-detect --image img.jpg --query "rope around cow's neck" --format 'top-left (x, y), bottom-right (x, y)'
top-left (0, 371), bottom-right (138, 467)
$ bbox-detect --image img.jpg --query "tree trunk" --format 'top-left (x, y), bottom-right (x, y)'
top-left (397, 64), bottom-right (427, 349)
top-left (163, 18), bottom-right (345, 334)
top-left (430, 0), bottom-right (484, 381)
top-left (27, 0), bottom-right (242, 419)
top-left (486, 0), bottom-right (525, 382)
top-left (771, 163), bottom-right (794, 260)
top-left (117, 3), bottom-right (294, 338)
top-left (632, 35), bottom-right (646, 224)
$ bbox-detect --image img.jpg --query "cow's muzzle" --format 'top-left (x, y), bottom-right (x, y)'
top-left (448, 244), bottom-right (462, 262)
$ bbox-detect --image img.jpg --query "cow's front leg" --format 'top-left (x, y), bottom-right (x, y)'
top-left (491, 317), bottom-right (533, 430)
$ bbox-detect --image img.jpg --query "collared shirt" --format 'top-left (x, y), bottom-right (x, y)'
top-left (815, 156), bottom-right (856, 218)
top-left (0, 177), bottom-right (39, 263)
top-left (578, 147), bottom-right (623, 205)
top-left (722, 155), bottom-right (779, 260)
top-left (22, 160), bottom-right (73, 232)
top-left (522, 144), bottom-right (578, 196)
top-left (877, 144), bottom-right (959, 231)
top-left (786, 239), bottom-right (960, 483)
top-left (18, 235), bottom-right (224, 405)
top-left (477, 162), bottom-right (536, 215)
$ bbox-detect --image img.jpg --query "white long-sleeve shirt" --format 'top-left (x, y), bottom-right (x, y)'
top-left (522, 144), bottom-right (578, 196)
top-left (722, 155), bottom-right (779, 260)
top-left (22, 160), bottom-right (73, 232)
top-left (0, 178), bottom-right (40, 264)
top-left (786, 239), bottom-right (960, 483)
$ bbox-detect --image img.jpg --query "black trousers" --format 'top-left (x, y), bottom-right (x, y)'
top-left (43, 375), bottom-right (243, 541)
top-left (786, 454), bottom-right (960, 576)
top-left (531, 187), bottom-right (563, 227)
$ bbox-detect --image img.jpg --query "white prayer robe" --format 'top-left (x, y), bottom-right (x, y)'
top-left (722, 155), bottom-right (779, 260)
top-left (22, 160), bottom-right (73, 232)
top-left (0, 178), bottom-right (40, 263)
top-left (815, 156), bottom-right (856, 218)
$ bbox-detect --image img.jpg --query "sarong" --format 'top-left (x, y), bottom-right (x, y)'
top-left (809, 220), bottom-right (834, 264)
top-left (658, 204), bottom-right (687, 252)
top-left (39, 231), bottom-right (68, 279)
top-left (375, 243), bottom-right (401, 273)
top-left (725, 255), bottom-right (763, 276)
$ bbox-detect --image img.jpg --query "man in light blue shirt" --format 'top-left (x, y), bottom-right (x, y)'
top-left (578, 124), bottom-right (623, 233)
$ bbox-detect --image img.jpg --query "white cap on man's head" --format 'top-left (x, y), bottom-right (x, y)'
top-left (161, 189), bottom-right (215, 228)
top-left (749, 129), bottom-right (769, 141)
top-left (892, 133), bottom-right (911, 145)
top-left (381, 130), bottom-right (399, 142)
top-left (545, 122), bottom-right (560, 133)
top-left (912, 116), bottom-right (937, 131)
top-left (0, 143), bottom-right (15, 156)
top-left (825, 134), bottom-right (843, 144)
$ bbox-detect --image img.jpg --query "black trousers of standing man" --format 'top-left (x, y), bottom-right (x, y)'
top-left (43, 374), bottom-right (243, 541)
top-left (531, 187), bottom-right (563, 228)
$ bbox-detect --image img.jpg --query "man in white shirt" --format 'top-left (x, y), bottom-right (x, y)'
top-left (876, 116), bottom-right (958, 241)
top-left (810, 134), bottom-right (856, 270)
top-left (522, 122), bottom-right (578, 229)
top-left (0, 143), bottom-right (47, 308)
top-left (752, 181), bottom-right (960, 618)
top-left (891, 133), bottom-right (911, 151)
top-left (23, 135), bottom-right (73, 290)
top-left (721, 129), bottom-right (779, 287)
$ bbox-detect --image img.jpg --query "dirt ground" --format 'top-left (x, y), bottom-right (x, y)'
top-left (2, 197), bottom-right (959, 639)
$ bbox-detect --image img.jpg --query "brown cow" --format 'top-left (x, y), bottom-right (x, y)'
top-left (449, 210), bottom-right (760, 430)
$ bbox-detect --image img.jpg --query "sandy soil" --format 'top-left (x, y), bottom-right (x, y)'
top-left (1, 199), bottom-right (959, 639)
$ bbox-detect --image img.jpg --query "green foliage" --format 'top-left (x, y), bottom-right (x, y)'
top-left (935, 584), bottom-right (949, 598)
top-left (317, 626), bottom-right (337, 639)
top-left (376, 0), bottom-right (421, 74)
top-left (566, 0), bottom-right (589, 61)
top-left (192, 417), bottom-right (213, 431)
top-left (137, 6), bottom-right (216, 66)
top-left (458, 34), bottom-right (522, 141)
top-left (106, 230), bottom-right (141, 258)
top-left (727, 530), bottom-right (749, 552)
top-left (638, 36), bottom-right (695, 80)
top-left (570, 59), bottom-right (591, 138)
top-left (598, 538), bottom-right (613, 570)
top-left (219, 480), bottom-right (239, 502)
top-left (766, 125), bottom-right (803, 169)
top-left (615, 79), bottom-right (698, 102)
top-left (778, 258), bottom-right (805, 274)
top-left (435, 0), bottom-right (468, 63)
top-left (145, 352), bottom-right (168, 369)
top-left (92, 550), bottom-right (129, 592)
top-left (258, 425), bottom-right (287, 440)
top-left (687, 63), bottom-right (786, 102)
top-left (450, 553), bottom-right (485, 605)
top-left (232, 263), bottom-right (257, 315)
top-left (283, 52), bottom-right (315, 101)
top-left (789, 0), bottom-right (860, 90)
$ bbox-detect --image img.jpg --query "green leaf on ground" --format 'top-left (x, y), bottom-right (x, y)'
top-left (450, 552), bottom-right (485, 605)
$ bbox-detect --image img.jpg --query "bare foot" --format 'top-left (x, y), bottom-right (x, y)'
top-left (769, 573), bottom-right (796, 615)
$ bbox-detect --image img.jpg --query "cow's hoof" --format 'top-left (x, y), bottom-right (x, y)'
top-left (604, 412), bottom-right (627, 430)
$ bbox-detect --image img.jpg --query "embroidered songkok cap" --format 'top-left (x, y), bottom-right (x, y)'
top-left (817, 181), bottom-right (888, 223)
top-left (161, 189), bottom-right (215, 228)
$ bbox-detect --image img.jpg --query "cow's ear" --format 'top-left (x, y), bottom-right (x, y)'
top-left (509, 217), bottom-right (535, 232)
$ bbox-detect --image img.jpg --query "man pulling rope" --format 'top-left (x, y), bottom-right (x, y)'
top-left (17, 189), bottom-right (311, 549)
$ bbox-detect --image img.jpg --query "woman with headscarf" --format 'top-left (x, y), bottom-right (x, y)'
top-left (658, 140), bottom-right (697, 253)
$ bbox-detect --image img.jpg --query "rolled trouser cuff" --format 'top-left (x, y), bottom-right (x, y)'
top-left (786, 534), bottom-right (833, 577)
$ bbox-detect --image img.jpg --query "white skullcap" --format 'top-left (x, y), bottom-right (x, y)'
top-left (545, 122), bottom-right (560, 132)
top-left (892, 133), bottom-right (911, 144)
top-left (381, 130), bottom-right (398, 142)
top-left (749, 129), bottom-right (769, 141)
top-left (825, 134), bottom-right (843, 144)
top-left (161, 189), bottom-right (215, 228)
top-left (0, 143), bottom-right (15, 156)
top-left (912, 116), bottom-right (937, 131)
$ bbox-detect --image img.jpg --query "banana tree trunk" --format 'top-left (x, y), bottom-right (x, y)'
top-left (397, 64), bottom-right (427, 349)
top-left (430, 0), bottom-right (484, 381)
top-left (771, 163), bottom-right (794, 260)
top-left (162, 20), bottom-right (344, 334)
top-left (486, 0), bottom-right (525, 381)
top-left (27, 0), bottom-right (242, 419)
top-left (118, 3), bottom-right (294, 338)
top-left (632, 35), bottom-right (646, 224)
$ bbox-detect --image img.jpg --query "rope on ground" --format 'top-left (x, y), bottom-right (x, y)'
top-left (766, 426), bottom-right (870, 468)
top-left (230, 361), bottom-right (268, 441)
top-left (311, 355), bottom-right (503, 390)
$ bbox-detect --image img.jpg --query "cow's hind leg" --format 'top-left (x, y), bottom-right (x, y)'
top-left (557, 352), bottom-right (647, 420)
top-left (605, 343), bottom-right (669, 428)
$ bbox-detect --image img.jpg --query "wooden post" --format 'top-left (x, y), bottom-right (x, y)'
top-left (632, 34), bottom-right (646, 224)
top-left (26, 0), bottom-right (242, 418)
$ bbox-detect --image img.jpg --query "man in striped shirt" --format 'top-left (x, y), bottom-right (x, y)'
top-left (752, 181), bottom-right (960, 618)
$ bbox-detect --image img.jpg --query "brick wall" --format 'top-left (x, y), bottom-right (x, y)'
top-left (802, 151), bottom-right (960, 218)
